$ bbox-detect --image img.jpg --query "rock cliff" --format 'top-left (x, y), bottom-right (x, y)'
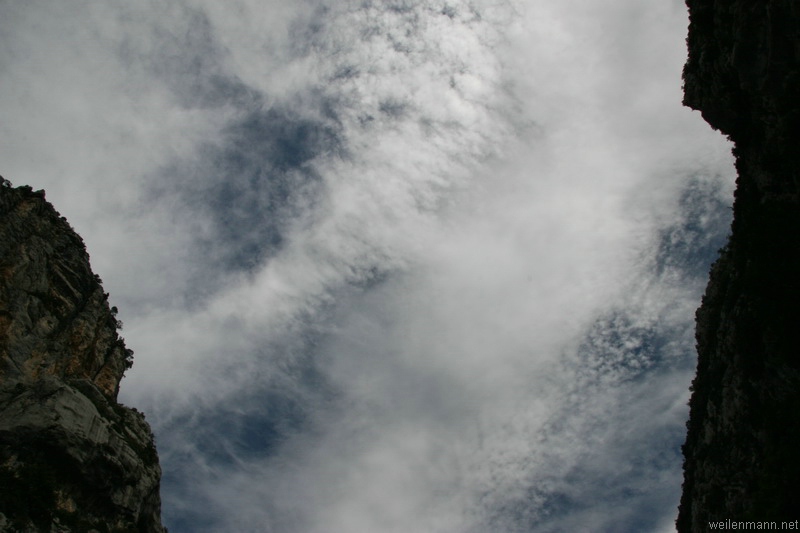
top-left (0, 181), bottom-right (165, 532)
top-left (678, 1), bottom-right (800, 530)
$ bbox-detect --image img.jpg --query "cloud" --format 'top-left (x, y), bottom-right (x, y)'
top-left (0, 0), bottom-right (735, 531)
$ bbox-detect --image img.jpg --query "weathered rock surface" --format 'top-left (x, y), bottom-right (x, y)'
top-left (678, 1), bottom-right (800, 530)
top-left (0, 182), bottom-right (165, 532)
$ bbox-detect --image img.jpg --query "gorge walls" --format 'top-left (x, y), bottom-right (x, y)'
top-left (0, 182), bottom-right (165, 532)
top-left (678, 1), bottom-right (800, 529)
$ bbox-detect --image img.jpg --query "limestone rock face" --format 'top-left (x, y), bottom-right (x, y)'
top-left (0, 182), bottom-right (165, 532)
top-left (678, 1), bottom-right (800, 530)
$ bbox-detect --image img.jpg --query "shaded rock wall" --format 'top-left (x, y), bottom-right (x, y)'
top-left (678, 1), bottom-right (800, 530)
top-left (0, 182), bottom-right (165, 532)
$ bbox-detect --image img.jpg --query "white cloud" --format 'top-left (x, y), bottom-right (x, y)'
top-left (0, 0), bottom-right (734, 531)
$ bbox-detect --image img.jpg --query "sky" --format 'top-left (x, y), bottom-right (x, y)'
top-left (0, 1), bottom-right (735, 532)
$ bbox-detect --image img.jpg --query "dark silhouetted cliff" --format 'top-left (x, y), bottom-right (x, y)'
top-left (0, 181), bottom-right (166, 532)
top-left (678, 1), bottom-right (800, 530)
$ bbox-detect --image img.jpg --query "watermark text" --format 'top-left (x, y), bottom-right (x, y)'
top-left (708, 520), bottom-right (799, 531)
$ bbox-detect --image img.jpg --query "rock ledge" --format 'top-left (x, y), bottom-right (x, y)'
top-left (0, 182), bottom-right (165, 532)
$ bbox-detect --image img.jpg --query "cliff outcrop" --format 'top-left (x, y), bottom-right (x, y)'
top-left (0, 181), bottom-right (165, 532)
top-left (678, 1), bottom-right (800, 530)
